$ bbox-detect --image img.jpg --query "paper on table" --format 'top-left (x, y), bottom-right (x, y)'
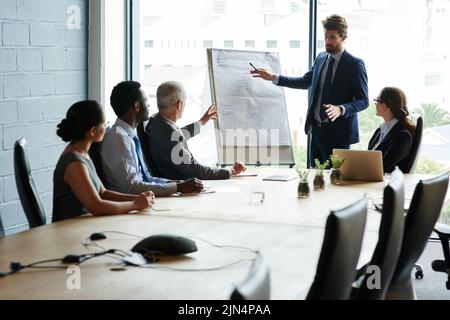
top-left (262, 174), bottom-right (298, 181)
top-left (213, 186), bottom-right (241, 193)
top-left (232, 172), bottom-right (258, 177)
top-left (172, 187), bottom-right (216, 197)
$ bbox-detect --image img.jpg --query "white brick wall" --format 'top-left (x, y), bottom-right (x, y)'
top-left (43, 48), bottom-right (66, 71)
top-left (0, 0), bottom-right (88, 235)
top-left (0, 49), bottom-right (17, 72)
top-left (30, 73), bottom-right (55, 96)
top-left (0, 177), bottom-right (3, 203)
top-left (30, 22), bottom-right (56, 46)
top-left (3, 124), bottom-right (29, 150)
top-left (4, 74), bottom-right (31, 98)
top-left (0, 101), bottom-right (18, 125)
top-left (3, 22), bottom-right (29, 46)
top-left (0, 1), bottom-right (17, 20)
top-left (18, 98), bottom-right (44, 122)
top-left (17, 49), bottom-right (43, 71)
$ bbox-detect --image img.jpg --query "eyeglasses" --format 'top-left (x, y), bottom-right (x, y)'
top-left (373, 98), bottom-right (383, 103)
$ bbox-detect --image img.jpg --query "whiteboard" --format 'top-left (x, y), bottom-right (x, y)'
top-left (207, 48), bottom-right (294, 166)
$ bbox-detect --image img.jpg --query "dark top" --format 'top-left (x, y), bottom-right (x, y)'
top-left (143, 113), bottom-right (230, 180)
top-left (277, 50), bottom-right (369, 145)
top-left (368, 121), bottom-right (413, 173)
top-left (52, 152), bottom-right (102, 222)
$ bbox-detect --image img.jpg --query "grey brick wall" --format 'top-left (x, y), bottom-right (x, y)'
top-left (0, 0), bottom-right (88, 235)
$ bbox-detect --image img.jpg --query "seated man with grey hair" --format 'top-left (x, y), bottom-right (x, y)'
top-left (143, 81), bottom-right (246, 180)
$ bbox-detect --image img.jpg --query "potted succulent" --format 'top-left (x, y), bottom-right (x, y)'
top-left (297, 169), bottom-right (310, 198)
top-left (330, 154), bottom-right (346, 185)
top-left (314, 159), bottom-right (329, 191)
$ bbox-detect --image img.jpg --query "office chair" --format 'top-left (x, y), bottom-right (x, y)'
top-left (433, 223), bottom-right (450, 290)
top-left (0, 216), bottom-right (5, 237)
top-left (386, 172), bottom-right (449, 299)
top-left (306, 196), bottom-right (367, 300)
top-left (352, 168), bottom-right (405, 300)
top-left (137, 121), bottom-right (162, 177)
top-left (14, 137), bottom-right (46, 228)
top-left (230, 254), bottom-right (270, 300)
top-left (88, 124), bottom-right (110, 188)
top-left (401, 116), bottom-right (425, 279)
top-left (402, 117), bottom-right (423, 174)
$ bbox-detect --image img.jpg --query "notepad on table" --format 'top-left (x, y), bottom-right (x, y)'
top-left (232, 172), bottom-right (258, 177)
top-left (262, 174), bottom-right (298, 182)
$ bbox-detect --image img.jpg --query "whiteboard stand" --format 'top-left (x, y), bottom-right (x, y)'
top-left (207, 48), bottom-right (295, 168)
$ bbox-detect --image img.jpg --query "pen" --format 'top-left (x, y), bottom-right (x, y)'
top-left (249, 62), bottom-right (258, 71)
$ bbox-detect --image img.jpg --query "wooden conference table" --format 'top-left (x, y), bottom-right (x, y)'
top-left (0, 168), bottom-right (448, 299)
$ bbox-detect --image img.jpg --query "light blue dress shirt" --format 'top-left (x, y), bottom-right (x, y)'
top-left (100, 118), bottom-right (177, 196)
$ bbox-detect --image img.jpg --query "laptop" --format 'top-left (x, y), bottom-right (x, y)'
top-left (332, 149), bottom-right (384, 182)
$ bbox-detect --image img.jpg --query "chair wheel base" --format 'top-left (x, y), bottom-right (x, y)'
top-left (415, 270), bottom-right (424, 279)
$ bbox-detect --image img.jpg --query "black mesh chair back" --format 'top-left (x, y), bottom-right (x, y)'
top-left (433, 222), bottom-right (450, 290)
top-left (387, 172), bottom-right (449, 299)
top-left (0, 217), bottom-right (5, 237)
top-left (14, 137), bottom-right (46, 228)
top-left (403, 117), bottom-right (423, 173)
top-left (230, 254), bottom-right (270, 300)
top-left (356, 168), bottom-right (405, 300)
top-left (88, 126), bottom-right (110, 188)
top-left (307, 196), bottom-right (367, 300)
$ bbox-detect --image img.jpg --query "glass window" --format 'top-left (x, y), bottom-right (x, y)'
top-left (266, 40), bottom-right (277, 48)
top-left (224, 40), bottom-right (234, 48)
top-left (137, 0), bottom-right (310, 165)
top-left (317, 0), bottom-right (450, 174)
top-left (291, 1), bottom-right (301, 13)
top-left (203, 40), bottom-right (213, 48)
top-left (245, 40), bottom-right (256, 48)
top-left (104, 0), bottom-right (126, 123)
top-left (144, 40), bottom-right (153, 48)
top-left (317, 39), bottom-right (324, 49)
top-left (290, 40), bottom-right (301, 48)
top-left (261, 0), bottom-right (275, 9)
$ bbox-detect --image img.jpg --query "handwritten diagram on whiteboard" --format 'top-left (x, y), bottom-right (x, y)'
top-left (208, 49), bottom-right (292, 147)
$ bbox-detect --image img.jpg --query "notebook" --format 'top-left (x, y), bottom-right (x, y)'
top-left (262, 174), bottom-right (298, 182)
top-left (232, 172), bottom-right (258, 177)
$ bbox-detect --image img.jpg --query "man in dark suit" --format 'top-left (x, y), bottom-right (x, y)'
top-left (251, 14), bottom-right (369, 167)
top-left (143, 81), bottom-right (246, 180)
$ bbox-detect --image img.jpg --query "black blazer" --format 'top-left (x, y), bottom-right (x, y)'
top-left (144, 113), bottom-right (230, 180)
top-left (368, 121), bottom-right (413, 173)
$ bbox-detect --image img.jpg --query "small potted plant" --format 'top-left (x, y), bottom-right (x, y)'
top-left (314, 159), bottom-right (329, 191)
top-left (330, 154), bottom-right (346, 185)
top-left (297, 169), bottom-right (310, 198)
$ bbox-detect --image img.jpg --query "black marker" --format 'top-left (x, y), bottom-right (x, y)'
top-left (249, 62), bottom-right (258, 71)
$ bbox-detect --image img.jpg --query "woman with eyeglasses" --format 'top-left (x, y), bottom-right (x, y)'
top-left (53, 100), bottom-right (155, 222)
top-left (368, 87), bottom-right (416, 173)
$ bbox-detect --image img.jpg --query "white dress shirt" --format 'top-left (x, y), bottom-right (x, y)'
top-left (100, 118), bottom-right (177, 196)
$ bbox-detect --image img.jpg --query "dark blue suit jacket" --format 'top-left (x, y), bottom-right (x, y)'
top-left (277, 50), bottom-right (369, 145)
